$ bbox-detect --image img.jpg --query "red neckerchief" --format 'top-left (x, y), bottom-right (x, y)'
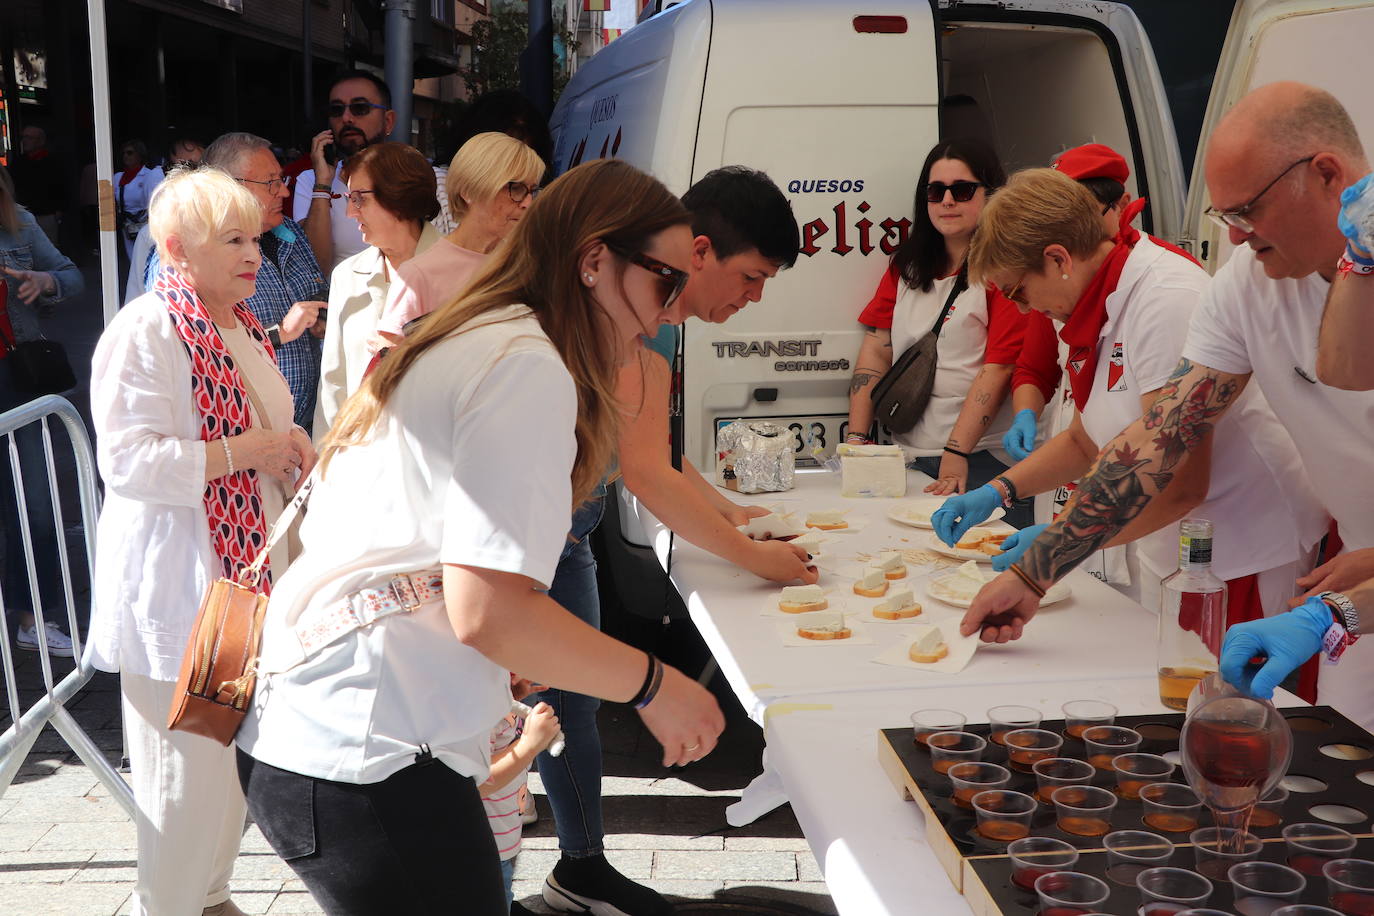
top-left (118, 166), bottom-right (141, 187)
top-left (155, 269), bottom-right (279, 587)
top-left (1059, 198), bottom-right (1145, 411)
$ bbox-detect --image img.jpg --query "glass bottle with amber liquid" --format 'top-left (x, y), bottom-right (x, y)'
top-left (1157, 519), bottom-right (1227, 710)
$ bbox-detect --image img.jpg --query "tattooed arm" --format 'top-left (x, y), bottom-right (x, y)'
top-left (926, 363), bottom-right (1015, 494)
top-left (959, 358), bottom-right (1252, 642)
top-left (1316, 270), bottom-right (1374, 390)
top-left (847, 325), bottom-right (893, 440)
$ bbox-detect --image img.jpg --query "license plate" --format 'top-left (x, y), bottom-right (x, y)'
top-left (714, 414), bottom-right (851, 468)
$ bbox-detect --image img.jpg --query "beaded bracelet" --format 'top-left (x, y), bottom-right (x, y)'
top-left (221, 437), bottom-right (235, 476)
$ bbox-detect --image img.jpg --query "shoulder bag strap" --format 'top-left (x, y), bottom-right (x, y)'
top-left (237, 473), bottom-right (314, 588)
top-left (930, 271), bottom-right (969, 339)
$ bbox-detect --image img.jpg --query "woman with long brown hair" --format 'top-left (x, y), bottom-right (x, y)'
top-left (235, 159), bottom-right (725, 913)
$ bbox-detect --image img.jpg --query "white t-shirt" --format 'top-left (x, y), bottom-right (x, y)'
top-left (236, 305), bottom-right (578, 784)
top-left (890, 277), bottom-right (1014, 457)
top-left (1076, 239), bottom-right (1325, 580)
top-left (293, 161), bottom-right (367, 268)
top-left (1184, 245), bottom-right (1374, 551)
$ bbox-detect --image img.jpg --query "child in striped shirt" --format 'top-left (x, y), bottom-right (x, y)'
top-left (481, 675), bottom-right (561, 908)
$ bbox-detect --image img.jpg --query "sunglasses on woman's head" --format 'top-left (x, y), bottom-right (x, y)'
top-left (606, 244), bottom-right (690, 311)
top-left (923, 180), bottom-right (985, 203)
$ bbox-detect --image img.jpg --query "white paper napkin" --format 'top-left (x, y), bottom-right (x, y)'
top-left (870, 620), bottom-right (980, 673)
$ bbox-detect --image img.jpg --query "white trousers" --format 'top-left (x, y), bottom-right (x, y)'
top-left (121, 673), bottom-right (245, 916)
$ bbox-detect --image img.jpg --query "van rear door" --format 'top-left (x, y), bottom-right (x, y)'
top-left (1182, 0), bottom-right (1374, 272)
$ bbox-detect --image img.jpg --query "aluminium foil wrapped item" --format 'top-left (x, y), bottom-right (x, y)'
top-left (715, 419), bottom-right (795, 493)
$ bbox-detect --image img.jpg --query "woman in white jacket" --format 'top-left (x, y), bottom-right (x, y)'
top-left (87, 168), bottom-right (314, 916)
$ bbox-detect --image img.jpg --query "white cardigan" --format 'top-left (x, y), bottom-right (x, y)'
top-left (86, 294), bottom-right (287, 680)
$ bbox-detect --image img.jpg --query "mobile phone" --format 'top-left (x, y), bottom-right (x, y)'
top-left (323, 142), bottom-right (337, 166)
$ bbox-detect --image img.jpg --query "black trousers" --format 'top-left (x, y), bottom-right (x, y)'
top-left (237, 749), bottom-right (506, 915)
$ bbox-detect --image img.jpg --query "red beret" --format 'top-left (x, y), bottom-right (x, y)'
top-left (1052, 143), bottom-right (1130, 184)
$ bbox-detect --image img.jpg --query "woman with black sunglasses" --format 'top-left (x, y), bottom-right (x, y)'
top-left (845, 138), bottom-right (1032, 523)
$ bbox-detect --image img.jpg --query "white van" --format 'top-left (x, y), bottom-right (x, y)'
top-left (550, 0), bottom-right (1374, 601)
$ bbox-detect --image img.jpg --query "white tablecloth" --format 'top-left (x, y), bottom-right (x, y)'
top-left (625, 466), bottom-right (1302, 915)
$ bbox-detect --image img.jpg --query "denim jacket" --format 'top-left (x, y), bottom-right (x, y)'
top-left (0, 208), bottom-right (83, 343)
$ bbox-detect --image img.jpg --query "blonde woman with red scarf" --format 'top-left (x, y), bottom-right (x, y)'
top-left (87, 167), bottom-right (314, 916)
top-left (932, 168), bottom-right (1325, 633)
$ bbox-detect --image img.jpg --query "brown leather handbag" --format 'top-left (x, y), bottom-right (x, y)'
top-left (167, 475), bottom-right (313, 745)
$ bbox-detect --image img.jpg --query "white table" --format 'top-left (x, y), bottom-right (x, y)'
top-left (625, 467), bottom-right (1302, 915)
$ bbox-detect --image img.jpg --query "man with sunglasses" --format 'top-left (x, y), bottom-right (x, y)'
top-left (960, 82), bottom-right (1374, 729)
top-left (295, 71), bottom-right (397, 270)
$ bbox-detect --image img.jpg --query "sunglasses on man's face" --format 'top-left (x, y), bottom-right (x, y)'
top-left (326, 100), bottom-right (389, 119)
top-left (607, 244), bottom-right (690, 311)
top-left (924, 180), bottom-right (985, 203)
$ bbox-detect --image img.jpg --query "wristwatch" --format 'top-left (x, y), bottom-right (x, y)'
top-left (1318, 591), bottom-right (1361, 641)
top-left (265, 324), bottom-right (283, 349)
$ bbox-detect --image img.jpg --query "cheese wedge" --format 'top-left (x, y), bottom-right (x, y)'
top-left (853, 566), bottom-right (889, 597)
top-left (791, 531), bottom-right (825, 555)
top-left (806, 510), bottom-right (849, 530)
top-left (797, 612), bottom-right (852, 640)
top-left (875, 550), bottom-right (907, 579)
top-left (908, 625), bottom-right (949, 663)
top-left (778, 584), bottom-right (828, 614)
top-left (872, 589), bottom-right (921, 620)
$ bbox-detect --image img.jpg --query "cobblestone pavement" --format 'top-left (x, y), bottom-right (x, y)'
top-left (0, 653), bottom-right (835, 915)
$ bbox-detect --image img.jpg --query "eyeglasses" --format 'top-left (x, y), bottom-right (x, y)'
top-left (237, 176), bottom-right (286, 195)
top-left (346, 189), bottom-right (377, 208)
top-left (607, 243), bottom-right (690, 311)
top-left (1000, 274), bottom-right (1029, 306)
top-left (505, 181), bottom-right (541, 203)
top-left (924, 180), bottom-right (985, 203)
top-left (326, 100), bottom-right (390, 119)
top-left (1204, 155), bottom-right (1315, 234)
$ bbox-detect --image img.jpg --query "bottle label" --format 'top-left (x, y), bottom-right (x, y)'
top-left (1180, 535), bottom-right (1212, 566)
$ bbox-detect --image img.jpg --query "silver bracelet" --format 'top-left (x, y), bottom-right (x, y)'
top-left (221, 437), bottom-right (235, 476)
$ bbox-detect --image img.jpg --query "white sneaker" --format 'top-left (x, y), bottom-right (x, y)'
top-left (15, 621), bottom-right (74, 658)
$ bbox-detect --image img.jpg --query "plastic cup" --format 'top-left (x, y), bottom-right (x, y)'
top-left (1192, 827), bottom-right (1262, 882)
top-left (1323, 858), bottom-right (1374, 915)
top-left (971, 789), bottom-right (1037, 843)
top-left (1137, 866), bottom-right (1214, 915)
top-left (1053, 785), bottom-right (1118, 837)
top-left (1140, 782), bottom-right (1203, 833)
top-left (946, 761), bottom-right (1011, 809)
top-left (1082, 724), bottom-right (1143, 770)
top-left (927, 730), bottom-right (986, 774)
top-left (1251, 784), bottom-right (1289, 828)
top-left (1062, 699), bottom-right (1118, 738)
top-left (1033, 756), bottom-right (1097, 804)
top-left (1034, 871), bottom-right (1110, 915)
top-left (1175, 911), bottom-right (1236, 916)
top-left (1270, 906), bottom-right (1343, 915)
top-left (1008, 836), bottom-right (1079, 891)
top-left (1112, 752), bottom-right (1175, 800)
top-left (1003, 728), bottom-right (1064, 773)
top-left (911, 708), bottom-right (967, 746)
top-left (1229, 862), bottom-right (1306, 916)
top-left (1104, 830), bottom-right (1175, 886)
top-left (987, 704), bottom-right (1042, 746)
top-left (1284, 823), bottom-right (1357, 877)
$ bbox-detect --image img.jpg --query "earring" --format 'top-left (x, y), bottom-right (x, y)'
top-left (583, 273), bottom-right (594, 284)
top-left (1061, 274), bottom-right (1069, 281)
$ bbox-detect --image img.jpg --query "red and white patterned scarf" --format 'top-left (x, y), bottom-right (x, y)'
top-left (154, 270), bottom-right (277, 588)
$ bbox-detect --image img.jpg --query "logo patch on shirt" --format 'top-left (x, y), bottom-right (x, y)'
top-left (1106, 341), bottom-right (1127, 392)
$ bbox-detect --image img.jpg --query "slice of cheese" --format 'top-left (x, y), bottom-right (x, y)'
top-left (739, 512), bottom-right (803, 540)
top-left (875, 551), bottom-right (905, 573)
top-left (791, 531), bottom-right (825, 554)
top-left (938, 561), bottom-right (990, 601)
top-left (911, 625), bottom-right (946, 656)
top-left (806, 510), bottom-right (845, 526)
top-left (781, 585), bottom-right (824, 604)
top-left (857, 567), bottom-right (886, 590)
top-left (875, 589), bottom-right (916, 614)
top-left (956, 560), bottom-right (987, 584)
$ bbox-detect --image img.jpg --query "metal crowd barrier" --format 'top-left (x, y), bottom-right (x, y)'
top-left (0, 395), bottom-right (135, 815)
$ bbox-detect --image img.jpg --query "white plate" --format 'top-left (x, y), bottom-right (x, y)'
top-left (924, 530), bottom-right (1016, 563)
top-left (887, 498), bottom-right (1004, 530)
top-left (926, 573), bottom-right (1072, 608)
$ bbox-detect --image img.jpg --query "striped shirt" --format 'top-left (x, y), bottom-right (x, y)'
top-left (483, 713), bottom-right (528, 861)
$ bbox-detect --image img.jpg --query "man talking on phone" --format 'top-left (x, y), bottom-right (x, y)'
top-left (296, 71), bottom-right (396, 270)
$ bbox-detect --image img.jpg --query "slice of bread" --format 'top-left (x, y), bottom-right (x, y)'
top-left (955, 527), bottom-right (997, 550)
top-left (979, 540), bottom-right (1005, 556)
top-left (909, 643), bottom-right (950, 663)
top-left (797, 613), bottom-right (852, 640)
top-left (807, 520), bottom-right (849, 530)
top-left (873, 603), bottom-right (922, 620)
top-left (884, 565), bottom-right (909, 580)
top-left (779, 598), bottom-right (829, 614)
top-left (853, 580), bottom-right (889, 598)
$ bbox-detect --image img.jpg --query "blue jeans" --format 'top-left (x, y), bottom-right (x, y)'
top-left (500, 857), bottom-right (514, 905)
top-left (912, 451), bottom-right (1035, 529)
top-left (0, 373), bottom-right (63, 621)
top-left (532, 487), bottom-right (607, 857)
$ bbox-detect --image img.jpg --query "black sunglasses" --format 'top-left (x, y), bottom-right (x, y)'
top-left (326, 100), bottom-right (389, 119)
top-left (607, 243), bottom-right (689, 311)
top-left (924, 180), bottom-right (985, 203)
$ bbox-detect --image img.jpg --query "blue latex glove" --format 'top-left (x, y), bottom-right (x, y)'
top-left (991, 524), bottom-right (1049, 572)
top-left (931, 485), bottom-right (1002, 547)
top-left (1339, 173), bottom-right (1374, 255)
top-left (1002, 408), bottom-right (1039, 462)
top-left (1218, 597), bottom-right (1332, 700)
